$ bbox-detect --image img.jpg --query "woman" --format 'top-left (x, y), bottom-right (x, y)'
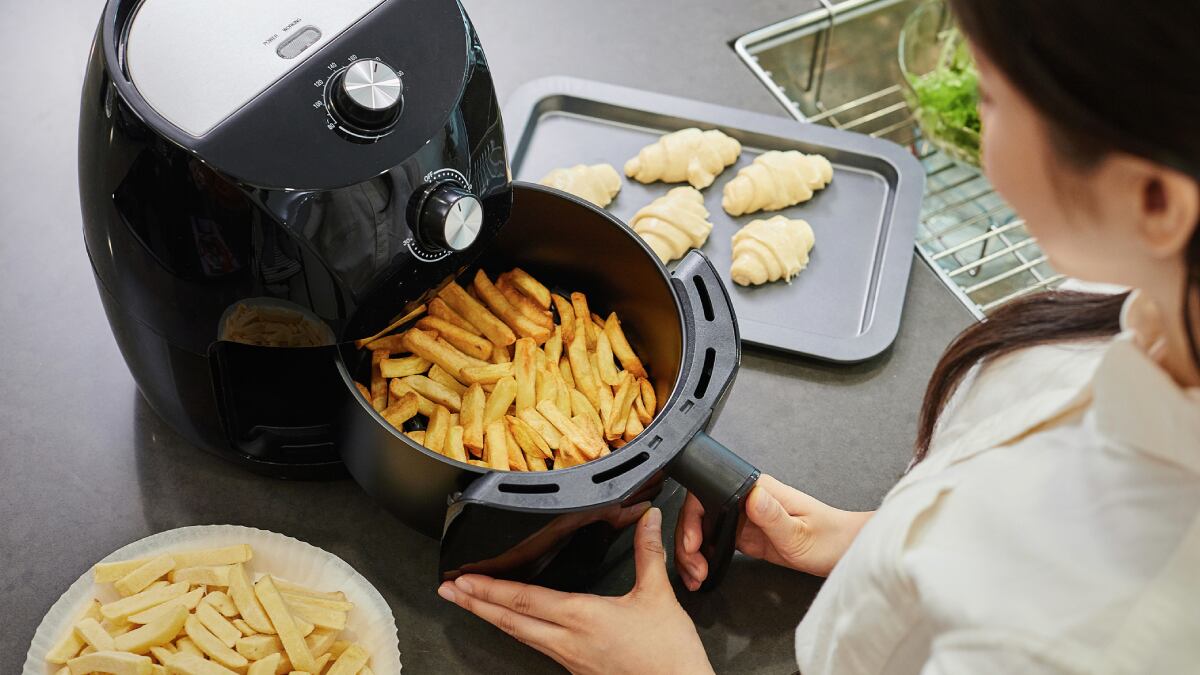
top-left (437, 0), bottom-right (1200, 671)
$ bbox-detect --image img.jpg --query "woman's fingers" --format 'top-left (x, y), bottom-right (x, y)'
top-left (674, 493), bottom-right (709, 591)
top-left (452, 574), bottom-right (576, 624)
top-left (438, 581), bottom-right (568, 658)
top-left (633, 508), bottom-right (671, 594)
top-left (745, 485), bottom-right (810, 563)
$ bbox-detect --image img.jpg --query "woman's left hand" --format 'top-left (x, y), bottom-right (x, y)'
top-left (437, 507), bottom-right (714, 675)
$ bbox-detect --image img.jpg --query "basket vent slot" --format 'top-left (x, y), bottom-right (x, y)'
top-left (693, 347), bottom-right (716, 399)
top-left (592, 452), bottom-right (650, 484)
top-left (498, 482), bottom-right (560, 494)
top-left (693, 275), bottom-right (715, 321)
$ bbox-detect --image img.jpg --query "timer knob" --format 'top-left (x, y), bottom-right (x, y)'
top-left (417, 183), bottom-right (483, 251)
top-left (330, 59), bottom-right (403, 131)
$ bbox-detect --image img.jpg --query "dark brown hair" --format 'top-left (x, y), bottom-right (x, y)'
top-left (915, 0), bottom-right (1200, 461)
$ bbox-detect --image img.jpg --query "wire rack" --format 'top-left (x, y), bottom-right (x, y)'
top-left (733, 0), bottom-right (1064, 318)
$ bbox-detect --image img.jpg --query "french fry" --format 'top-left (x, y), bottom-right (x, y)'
top-left (175, 638), bottom-right (202, 657)
top-left (604, 313), bottom-right (647, 378)
top-left (235, 635), bottom-right (282, 661)
top-left (101, 583), bottom-right (188, 622)
top-left (473, 270), bottom-right (548, 341)
top-left (232, 619), bottom-right (254, 637)
top-left (507, 416), bottom-right (552, 459)
top-left (594, 331), bottom-right (622, 386)
top-left (461, 362), bottom-right (514, 385)
top-left (170, 566), bottom-right (231, 587)
top-left (253, 576), bottom-right (317, 673)
top-left (551, 294), bottom-right (576, 344)
top-left (378, 355), bottom-right (431, 379)
top-left (401, 375), bottom-right (462, 412)
top-left (406, 430), bottom-right (426, 445)
top-left (535, 364), bottom-right (555, 406)
top-left (598, 380), bottom-right (614, 434)
top-left (634, 388), bottom-right (653, 425)
top-left (484, 420), bottom-right (510, 471)
top-left (484, 377), bottom-right (517, 426)
top-left (427, 364), bottom-right (467, 396)
top-left (326, 643), bottom-right (370, 675)
top-left (536, 401), bottom-right (605, 460)
top-left (195, 602), bottom-right (241, 648)
top-left (428, 297), bottom-right (483, 336)
top-left (572, 414), bottom-right (605, 450)
top-left (204, 591), bottom-right (238, 618)
top-left (114, 604), bottom-right (187, 654)
top-left (505, 425), bottom-right (529, 471)
top-left (361, 333), bottom-right (407, 354)
top-left (425, 405), bottom-right (451, 454)
top-left (556, 438), bottom-right (587, 468)
top-left (489, 343), bottom-right (513, 364)
top-left (437, 281), bottom-right (516, 347)
top-left (543, 325), bottom-right (563, 365)
top-left (66, 651), bottom-right (152, 675)
top-left (460, 384), bottom-right (486, 452)
top-left (381, 392), bottom-right (419, 428)
top-left (516, 408), bottom-right (562, 450)
top-left (268, 579), bottom-right (344, 601)
top-left (162, 651), bottom-right (237, 675)
top-left (640, 378), bottom-right (658, 417)
top-left (49, 601), bottom-right (102, 663)
top-left (76, 618), bottom-right (116, 652)
top-left (467, 459), bottom-right (489, 468)
top-left (402, 328), bottom-right (474, 380)
top-left (355, 303), bottom-right (427, 349)
top-left (570, 390), bottom-right (603, 433)
top-left (507, 267), bottom-right (552, 308)
top-left (389, 380), bottom-right (435, 418)
top-left (114, 555), bottom-right (175, 597)
top-left (606, 373), bottom-right (638, 440)
top-left (551, 364), bottom-right (573, 415)
top-left (284, 600), bottom-right (347, 631)
top-left (184, 614), bottom-right (247, 670)
top-left (369, 350), bottom-right (387, 411)
top-left (416, 316), bottom-right (492, 360)
top-left (247, 653), bottom-right (282, 675)
top-left (624, 407), bottom-right (645, 442)
top-left (445, 426), bottom-right (469, 463)
top-left (570, 293), bottom-right (598, 349)
top-left (567, 325), bottom-right (601, 408)
top-left (514, 338), bottom-right (537, 411)
top-left (498, 276), bottom-right (554, 328)
top-left (353, 382), bottom-right (370, 402)
top-left (98, 547), bottom-right (252, 582)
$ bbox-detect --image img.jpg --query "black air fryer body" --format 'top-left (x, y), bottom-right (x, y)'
top-left (80, 0), bottom-right (511, 477)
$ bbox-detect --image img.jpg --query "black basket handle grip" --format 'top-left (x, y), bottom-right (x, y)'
top-left (669, 431), bottom-right (760, 591)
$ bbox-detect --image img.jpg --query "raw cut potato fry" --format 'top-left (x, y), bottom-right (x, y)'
top-left (507, 267), bottom-right (552, 308)
top-left (417, 315), bottom-right (493, 360)
top-left (607, 373), bottom-right (638, 440)
top-left (594, 331), bottom-right (622, 386)
top-left (149, 645), bottom-right (174, 664)
top-left (96, 547), bottom-right (252, 584)
top-left (232, 619), bottom-right (254, 636)
top-left (326, 643), bottom-right (370, 675)
top-left (446, 425), bottom-right (469, 463)
top-left (570, 293), bottom-right (598, 349)
top-left (567, 326), bottom-right (601, 408)
top-left (176, 638), bottom-right (202, 657)
top-left (389, 380), bottom-right (435, 418)
top-left (253, 576), bottom-right (317, 673)
top-left (284, 601), bottom-right (347, 631)
top-left (484, 377), bottom-right (518, 426)
top-left (204, 591), bottom-right (238, 618)
top-left (196, 602), bottom-right (241, 647)
top-left (604, 313), bottom-right (648, 378)
top-left (428, 364), bottom-right (467, 395)
top-left (461, 362), bottom-right (514, 385)
top-left (129, 588), bottom-right (203, 625)
top-left (484, 420), bottom-right (510, 471)
top-left (461, 384), bottom-right (486, 452)
top-left (505, 425), bottom-right (529, 471)
top-left (498, 276), bottom-right (553, 328)
top-left (268, 579), bottom-right (345, 601)
top-left (227, 563), bottom-right (274, 635)
top-left (162, 652), bottom-right (237, 675)
top-left (378, 355), bottom-right (431, 379)
top-left (76, 617), bottom-right (116, 651)
top-left (425, 405), bottom-right (451, 454)
top-left (438, 281), bottom-right (516, 347)
top-left (402, 375), bottom-right (462, 412)
top-left (115, 555), bottom-right (175, 597)
top-left (48, 600), bottom-right (101, 663)
top-left (247, 653), bottom-right (282, 675)
top-left (114, 604), bottom-right (187, 654)
top-left (544, 325), bottom-right (563, 365)
top-left (381, 392), bottom-right (419, 428)
top-left (369, 350), bottom-right (387, 411)
top-left (536, 401), bottom-right (605, 460)
top-left (429, 297), bottom-right (483, 336)
top-left (66, 651), bottom-right (152, 675)
top-left (402, 328), bottom-right (474, 380)
top-left (184, 614), bottom-right (247, 670)
top-left (102, 582), bottom-right (188, 622)
top-left (170, 565), bottom-right (231, 587)
top-left (641, 378), bottom-right (658, 416)
top-left (514, 338), bottom-right (538, 411)
top-left (235, 634), bottom-right (281, 661)
top-left (507, 416), bottom-right (552, 459)
top-left (474, 270), bottom-right (549, 341)
top-left (517, 409), bottom-right (562, 450)
top-left (355, 303), bottom-right (427, 349)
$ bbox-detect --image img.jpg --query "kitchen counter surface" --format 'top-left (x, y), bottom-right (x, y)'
top-left (0, 1), bottom-right (974, 673)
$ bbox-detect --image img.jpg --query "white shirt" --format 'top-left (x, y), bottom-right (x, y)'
top-left (795, 291), bottom-right (1200, 674)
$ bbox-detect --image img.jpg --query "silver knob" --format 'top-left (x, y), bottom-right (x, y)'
top-left (331, 59), bottom-right (403, 130)
top-left (419, 184), bottom-right (483, 251)
top-left (444, 194), bottom-right (483, 251)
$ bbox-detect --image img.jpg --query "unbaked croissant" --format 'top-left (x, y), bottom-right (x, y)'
top-left (629, 187), bottom-right (714, 263)
top-left (730, 216), bottom-right (816, 286)
top-left (540, 163), bottom-right (622, 207)
top-left (722, 151), bottom-right (833, 216)
top-left (624, 128), bottom-right (741, 189)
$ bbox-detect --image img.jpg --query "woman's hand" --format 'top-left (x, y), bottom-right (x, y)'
top-left (438, 507), bottom-right (713, 675)
top-left (675, 474), bottom-right (872, 589)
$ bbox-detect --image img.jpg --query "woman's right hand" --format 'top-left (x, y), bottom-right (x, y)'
top-left (674, 474), bottom-right (872, 590)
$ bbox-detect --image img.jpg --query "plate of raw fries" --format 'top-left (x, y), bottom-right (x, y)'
top-left (352, 267), bottom-right (661, 472)
top-left (24, 525), bottom-right (401, 675)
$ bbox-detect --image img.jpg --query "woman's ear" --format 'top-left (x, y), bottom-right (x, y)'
top-left (1123, 156), bottom-right (1200, 258)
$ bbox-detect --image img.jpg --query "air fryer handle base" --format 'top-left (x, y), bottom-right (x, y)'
top-left (669, 431), bottom-right (760, 591)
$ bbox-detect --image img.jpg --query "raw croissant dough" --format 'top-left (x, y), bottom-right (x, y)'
top-left (624, 128), bottom-right (741, 189)
top-left (722, 150), bottom-right (833, 216)
top-left (540, 163), bottom-right (622, 207)
top-left (730, 215), bottom-right (816, 286)
top-left (629, 187), bottom-right (714, 264)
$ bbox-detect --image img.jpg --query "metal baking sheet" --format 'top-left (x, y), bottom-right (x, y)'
top-left (503, 77), bottom-right (925, 362)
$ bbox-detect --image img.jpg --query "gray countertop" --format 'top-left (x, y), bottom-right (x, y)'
top-left (0, 1), bottom-right (974, 673)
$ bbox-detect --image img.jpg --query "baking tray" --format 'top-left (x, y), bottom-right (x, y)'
top-left (503, 76), bottom-right (925, 362)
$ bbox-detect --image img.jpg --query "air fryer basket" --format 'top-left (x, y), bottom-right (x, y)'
top-left (337, 183), bottom-right (758, 589)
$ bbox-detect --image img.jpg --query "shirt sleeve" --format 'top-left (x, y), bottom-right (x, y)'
top-left (920, 629), bottom-right (1098, 675)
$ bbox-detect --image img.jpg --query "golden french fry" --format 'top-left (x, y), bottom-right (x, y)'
top-left (598, 380), bottom-right (614, 435)
top-left (114, 604), bottom-right (187, 654)
top-left (570, 293), bottom-right (598, 349)
top-left (558, 356), bottom-right (575, 390)
top-left (572, 413), bottom-right (605, 449)
top-left (551, 294), bottom-right (576, 344)
top-left (460, 362), bottom-right (514, 385)
top-left (514, 338), bottom-right (537, 411)
top-left (474, 270), bottom-right (549, 341)
top-left (507, 267), bottom-right (552, 308)
top-left (535, 364), bottom-right (555, 406)
top-left (401, 375), bottom-right (462, 412)
top-left (536, 401), bottom-right (605, 460)
top-left (604, 313), bottom-right (647, 378)
top-left (402, 328), bottom-right (474, 380)
top-left (467, 459), bottom-right (489, 468)
top-left (490, 343), bottom-right (513, 364)
top-left (49, 601), bottom-right (101, 664)
top-left (606, 373), bottom-right (638, 440)
top-left (551, 364), bottom-right (573, 415)
top-left (543, 325), bottom-right (563, 365)
top-left (507, 416), bottom-right (552, 459)
top-left (361, 333), bottom-right (407, 354)
top-left (195, 602), bottom-right (241, 648)
top-left (184, 614), bottom-right (247, 670)
top-left (634, 388), bottom-right (652, 425)
top-left (407, 430), bottom-right (426, 445)
top-left (504, 424), bottom-right (529, 471)
top-left (438, 281), bottom-right (516, 347)
top-left (355, 304), bottom-right (427, 349)
top-left (253, 576), bottom-right (317, 673)
top-left (498, 275), bottom-right (554, 327)
top-left (445, 425), bottom-right (469, 463)
top-left (460, 383), bottom-right (486, 452)
top-left (640, 378), bottom-right (658, 416)
top-left (378, 355), bottom-right (431, 379)
top-left (417, 315), bottom-right (493, 360)
top-left (555, 438), bottom-right (587, 468)
top-left (389, 380), bottom-right (435, 418)
top-left (567, 325), bottom-right (601, 409)
top-left (325, 643), bottom-right (369, 675)
top-left (484, 377), bottom-right (517, 426)
top-left (353, 382), bottom-right (370, 402)
top-left (624, 406), bottom-right (645, 442)
top-left (66, 651), bottom-right (152, 675)
top-left (594, 331), bottom-right (622, 386)
top-left (76, 617), bottom-right (115, 651)
top-left (381, 392), bottom-right (419, 429)
top-left (247, 653), bottom-right (282, 675)
top-left (429, 297), bottom-right (483, 336)
top-left (114, 555), bottom-right (175, 597)
top-left (101, 583), bottom-right (188, 622)
top-left (569, 390), bottom-right (602, 432)
top-left (516, 408), bottom-right (562, 450)
top-left (425, 405), bottom-right (451, 454)
top-left (369, 350), bottom-right (387, 412)
top-left (484, 420), bottom-right (510, 471)
top-left (169, 565), bottom-right (231, 587)
top-left (427, 364), bottom-right (467, 395)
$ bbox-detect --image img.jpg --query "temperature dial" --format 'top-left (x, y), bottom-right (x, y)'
top-left (329, 59), bottom-right (403, 132)
top-left (417, 183), bottom-right (483, 251)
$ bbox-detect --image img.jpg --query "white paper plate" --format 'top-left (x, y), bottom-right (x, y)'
top-left (23, 524), bottom-right (402, 674)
